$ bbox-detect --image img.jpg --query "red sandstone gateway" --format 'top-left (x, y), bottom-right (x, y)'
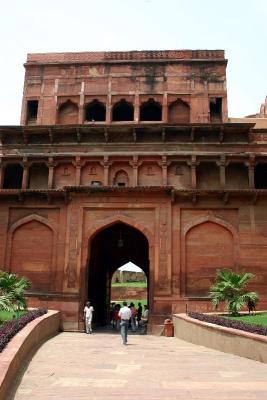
top-left (0, 50), bottom-right (267, 333)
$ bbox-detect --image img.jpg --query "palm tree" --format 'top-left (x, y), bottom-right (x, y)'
top-left (0, 271), bottom-right (31, 311)
top-left (210, 269), bottom-right (259, 316)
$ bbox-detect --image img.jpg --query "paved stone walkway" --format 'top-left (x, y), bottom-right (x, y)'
top-left (9, 331), bottom-right (267, 399)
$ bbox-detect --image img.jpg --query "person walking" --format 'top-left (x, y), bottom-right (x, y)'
top-left (118, 301), bottom-right (131, 345)
top-left (129, 302), bottom-right (137, 332)
top-left (84, 301), bottom-right (94, 334)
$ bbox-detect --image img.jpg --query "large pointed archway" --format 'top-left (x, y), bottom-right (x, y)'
top-left (87, 222), bottom-right (149, 325)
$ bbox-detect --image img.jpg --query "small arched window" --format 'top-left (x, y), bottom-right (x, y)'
top-left (89, 166), bottom-right (97, 175)
top-left (140, 98), bottom-right (162, 121)
top-left (112, 99), bottom-right (134, 121)
top-left (57, 100), bottom-right (79, 125)
top-left (85, 99), bottom-right (106, 122)
top-left (113, 170), bottom-right (129, 187)
top-left (168, 99), bottom-right (190, 123)
top-left (175, 165), bottom-right (183, 175)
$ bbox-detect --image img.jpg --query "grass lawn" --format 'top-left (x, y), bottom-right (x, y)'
top-left (222, 312), bottom-right (267, 327)
top-left (0, 310), bottom-right (27, 325)
top-left (112, 282), bottom-right (147, 288)
top-left (111, 299), bottom-right (147, 308)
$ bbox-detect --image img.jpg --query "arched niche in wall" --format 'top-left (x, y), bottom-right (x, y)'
top-left (85, 99), bottom-right (106, 122)
top-left (3, 164), bottom-right (23, 189)
top-left (8, 217), bottom-right (54, 291)
top-left (57, 100), bottom-right (79, 124)
top-left (168, 99), bottom-right (190, 123)
top-left (113, 170), bottom-right (129, 187)
top-left (184, 220), bottom-right (235, 297)
top-left (112, 99), bottom-right (134, 121)
top-left (140, 98), bottom-right (162, 121)
top-left (28, 163), bottom-right (49, 189)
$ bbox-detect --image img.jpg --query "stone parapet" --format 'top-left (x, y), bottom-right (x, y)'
top-left (26, 50), bottom-right (225, 65)
top-left (0, 310), bottom-right (60, 399)
top-left (173, 313), bottom-right (267, 363)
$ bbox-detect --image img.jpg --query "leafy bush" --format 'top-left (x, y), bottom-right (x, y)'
top-left (0, 271), bottom-right (31, 312)
top-left (0, 308), bottom-right (47, 352)
top-left (209, 269), bottom-right (259, 316)
top-left (188, 311), bottom-right (267, 336)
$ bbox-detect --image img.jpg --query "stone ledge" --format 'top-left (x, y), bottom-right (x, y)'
top-left (0, 310), bottom-right (60, 399)
top-left (173, 313), bottom-right (267, 363)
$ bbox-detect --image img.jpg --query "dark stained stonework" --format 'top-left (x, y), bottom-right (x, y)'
top-left (0, 50), bottom-right (267, 332)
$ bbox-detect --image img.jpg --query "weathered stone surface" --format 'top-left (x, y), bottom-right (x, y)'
top-left (9, 332), bottom-right (267, 399)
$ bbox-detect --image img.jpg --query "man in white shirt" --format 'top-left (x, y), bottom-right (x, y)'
top-left (84, 301), bottom-right (94, 334)
top-left (118, 301), bottom-right (131, 345)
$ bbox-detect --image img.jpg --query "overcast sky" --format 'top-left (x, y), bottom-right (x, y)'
top-left (0, 0), bottom-right (266, 125)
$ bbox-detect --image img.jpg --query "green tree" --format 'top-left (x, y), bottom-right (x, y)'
top-left (210, 269), bottom-right (259, 316)
top-left (0, 271), bottom-right (31, 311)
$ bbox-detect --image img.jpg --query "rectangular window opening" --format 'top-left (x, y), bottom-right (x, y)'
top-left (209, 97), bottom-right (222, 123)
top-left (27, 100), bottom-right (39, 125)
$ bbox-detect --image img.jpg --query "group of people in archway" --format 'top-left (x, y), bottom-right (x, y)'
top-left (110, 302), bottom-right (149, 334)
top-left (83, 300), bottom-right (149, 340)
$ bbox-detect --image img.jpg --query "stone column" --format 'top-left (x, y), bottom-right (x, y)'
top-left (247, 156), bottom-right (255, 189)
top-left (78, 82), bottom-right (85, 124)
top-left (162, 92), bottom-right (168, 123)
top-left (188, 156), bottom-right (198, 189)
top-left (101, 156), bottom-right (110, 186)
top-left (75, 156), bottom-right (82, 186)
top-left (134, 92), bottom-right (140, 123)
top-left (130, 156), bottom-right (139, 186)
top-left (161, 156), bottom-right (168, 186)
top-left (106, 77), bottom-right (112, 124)
top-left (47, 157), bottom-right (55, 189)
top-left (21, 157), bottom-right (29, 189)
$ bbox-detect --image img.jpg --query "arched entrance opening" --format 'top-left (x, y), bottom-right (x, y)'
top-left (110, 262), bottom-right (148, 318)
top-left (87, 222), bottom-right (149, 326)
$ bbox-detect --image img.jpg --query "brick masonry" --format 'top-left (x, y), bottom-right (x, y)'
top-left (0, 50), bottom-right (267, 331)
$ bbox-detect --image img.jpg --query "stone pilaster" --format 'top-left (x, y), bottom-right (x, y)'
top-left (21, 157), bottom-right (29, 189)
top-left (47, 157), bottom-right (55, 189)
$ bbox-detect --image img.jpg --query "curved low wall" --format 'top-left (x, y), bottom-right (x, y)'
top-left (0, 310), bottom-right (60, 399)
top-left (173, 313), bottom-right (267, 363)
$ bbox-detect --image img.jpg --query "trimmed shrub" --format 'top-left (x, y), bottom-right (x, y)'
top-left (188, 311), bottom-right (267, 337)
top-left (0, 308), bottom-right (47, 352)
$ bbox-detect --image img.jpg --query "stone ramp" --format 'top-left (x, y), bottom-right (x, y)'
top-left (9, 332), bottom-right (267, 399)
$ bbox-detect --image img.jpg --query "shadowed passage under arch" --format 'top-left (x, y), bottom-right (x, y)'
top-left (87, 222), bottom-right (149, 325)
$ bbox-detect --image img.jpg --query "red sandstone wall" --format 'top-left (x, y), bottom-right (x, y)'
top-left (21, 50), bottom-right (227, 125)
top-left (0, 194), bottom-right (267, 330)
